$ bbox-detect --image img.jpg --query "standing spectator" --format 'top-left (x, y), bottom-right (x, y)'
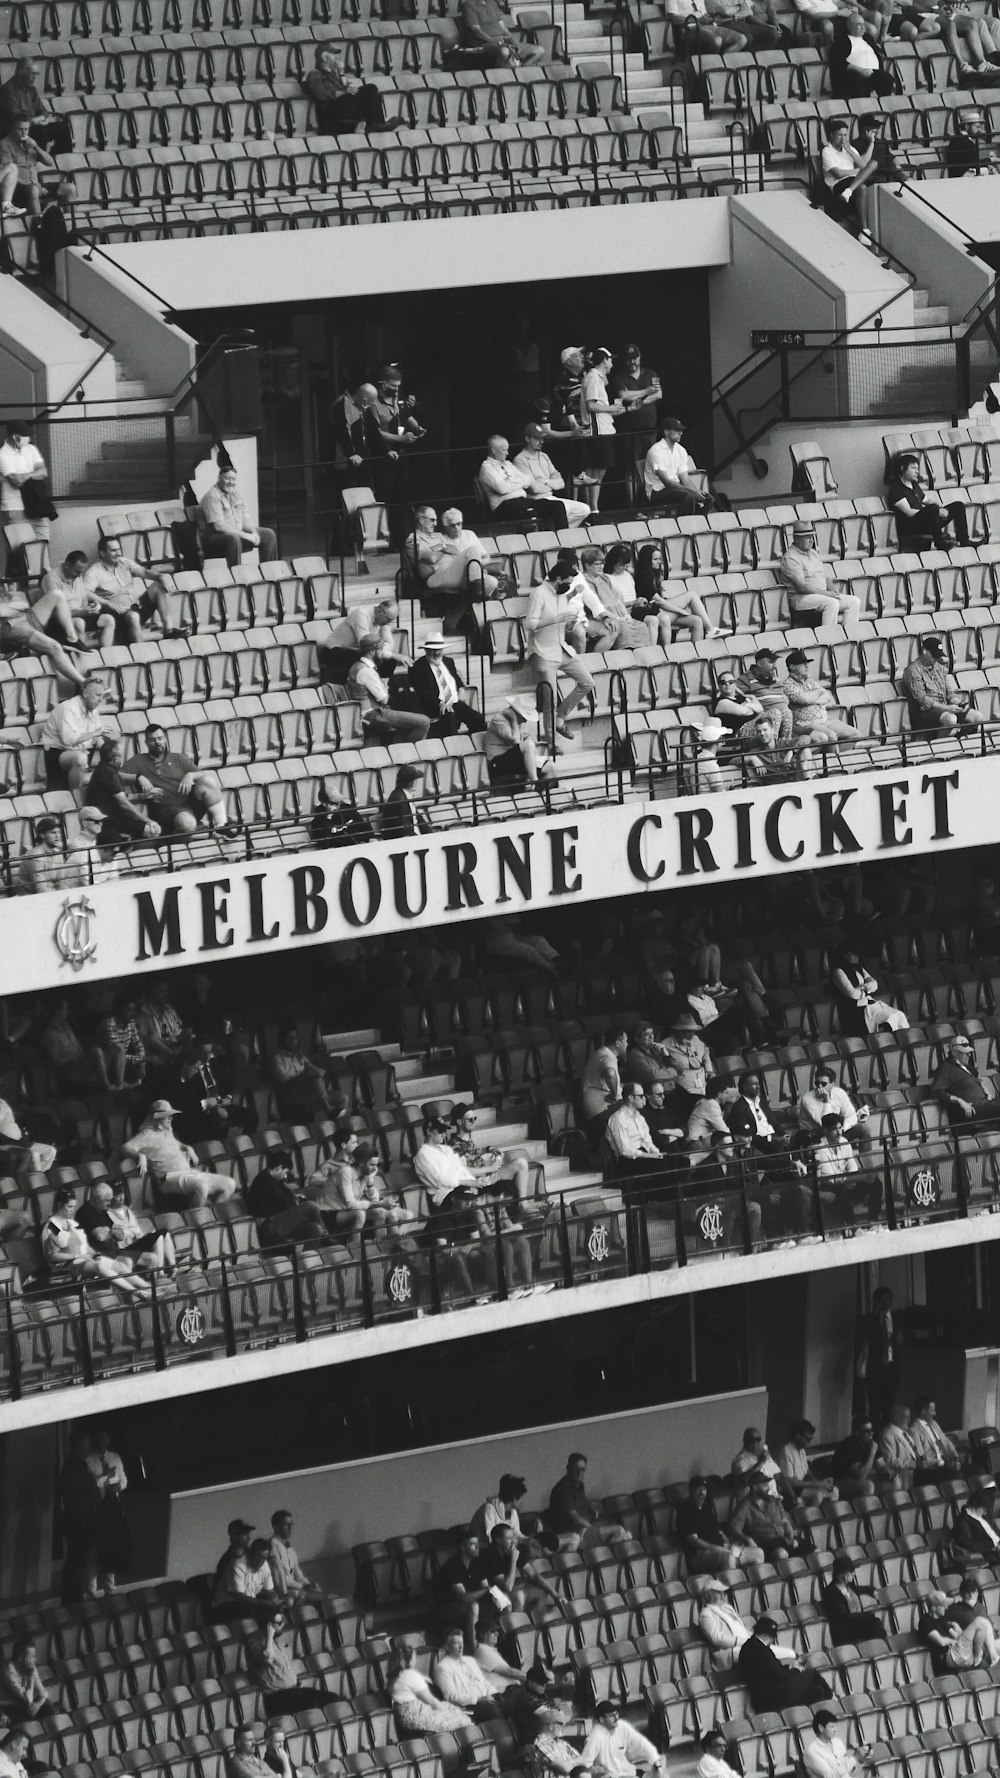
top-left (643, 418), bottom-right (713, 513)
top-left (87, 1426), bottom-right (131, 1594)
top-left (81, 536), bottom-right (181, 641)
top-left (247, 1151), bottom-right (328, 1248)
top-left (408, 634), bottom-right (486, 736)
top-left (579, 348), bottom-right (624, 512)
top-left (200, 467), bottom-right (277, 566)
top-left (513, 426), bottom-right (591, 526)
top-left (120, 1099), bottom-right (236, 1208)
top-left (40, 673), bottom-right (112, 791)
top-left (86, 736), bottom-right (160, 845)
top-left (0, 1640), bottom-right (51, 1722)
top-left (246, 1609), bottom-right (329, 1715)
top-left (348, 633), bottom-right (432, 741)
top-left (478, 434), bottom-right (567, 527)
top-left (779, 520), bottom-right (863, 625)
top-left (580, 1027), bottom-right (628, 1140)
top-left (902, 635), bottom-right (989, 733)
top-left (269, 1026), bottom-right (335, 1121)
top-left (857, 1285), bottom-right (902, 1427)
top-left (59, 1428), bottom-right (101, 1603)
top-left (819, 1553), bottom-right (885, 1644)
top-left (581, 1700), bottom-right (664, 1777)
top-left (677, 1477), bottom-right (765, 1575)
top-left (525, 555), bottom-right (595, 750)
top-left (547, 1452), bottom-right (626, 1551)
top-left (124, 723), bottom-right (231, 835)
top-left (389, 1642), bottom-right (473, 1733)
top-left (910, 1396), bottom-right (962, 1478)
top-left (300, 42), bottom-right (400, 132)
top-left (611, 345), bottom-right (662, 471)
top-left (887, 453), bottom-right (970, 548)
top-left (775, 1421), bottom-right (838, 1505)
top-left (0, 59), bottom-right (72, 156)
top-left (0, 120), bottom-right (55, 218)
top-left (484, 695), bottom-right (556, 789)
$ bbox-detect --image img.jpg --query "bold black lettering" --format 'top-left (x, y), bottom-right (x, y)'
top-left (444, 843), bottom-right (482, 911)
top-left (733, 802), bottom-right (756, 871)
top-left (495, 833), bottom-right (533, 904)
top-left (197, 879), bottom-right (234, 951)
top-left (549, 826), bottom-right (582, 896)
top-left (135, 885), bottom-right (183, 959)
top-left (291, 864), bottom-right (331, 934)
top-left (627, 814), bottom-right (665, 884)
top-left (764, 795), bottom-right (804, 863)
top-left (877, 781), bottom-right (913, 849)
top-left (922, 769), bottom-right (959, 840)
top-left (675, 808), bottom-right (718, 876)
top-left (390, 849), bottom-right (429, 920)
top-left (247, 873), bottom-right (280, 942)
top-left (816, 788), bottom-right (862, 857)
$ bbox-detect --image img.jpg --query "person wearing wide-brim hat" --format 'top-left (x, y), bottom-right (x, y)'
top-left (661, 1011), bottom-right (715, 1117)
top-left (408, 633), bottom-right (487, 739)
top-left (483, 694), bottom-right (558, 789)
top-left (778, 518), bottom-right (862, 628)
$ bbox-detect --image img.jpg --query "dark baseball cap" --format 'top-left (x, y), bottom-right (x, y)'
top-left (786, 649), bottom-right (811, 667)
top-left (228, 1517), bottom-right (255, 1536)
top-left (920, 637), bottom-right (945, 658)
top-left (755, 1615), bottom-right (779, 1635)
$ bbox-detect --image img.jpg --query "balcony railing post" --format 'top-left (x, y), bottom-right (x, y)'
top-left (359, 1233), bottom-right (375, 1328)
top-left (558, 1195), bottom-right (574, 1289)
top-left (5, 1285), bottom-right (21, 1403)
top-left (150, 1273), bottom-right (166, 1371)
top-left (493, 1205), bottom-right (508, 1304)
top-left (426, 1242), bottom-right (443, 1315)
top-left (219, 1258), bottom-right (237, 1356)
top-left (290, 1244), bottom-right (308, 1341)
top-left (882, 1142), bottom-right (897, 1231)
top-left (78, 1286), bottom-right (95, 1386)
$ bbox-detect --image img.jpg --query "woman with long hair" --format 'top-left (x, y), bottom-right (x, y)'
top-left (634, 543), bottom-right (721, 642)
top-left (388, 1640), bottom-right (474, 1733)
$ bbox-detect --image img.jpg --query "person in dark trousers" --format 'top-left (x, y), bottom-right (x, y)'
top-left (738, 1617), bottom-right (833, 1711)
top-left (59, 1428), bottom-right (101, 1603)
top-left (246, 1151), bottom-right (329, 1249)
top-left (856, 1284), bottom-right (902, 1428)
top-left (819, 1553), bottom-right (886, 1645)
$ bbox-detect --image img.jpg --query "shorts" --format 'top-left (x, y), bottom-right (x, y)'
top-left (487, 745), bottom-right (528, 786)
top-left (112, 590), bottom-right (156, 640)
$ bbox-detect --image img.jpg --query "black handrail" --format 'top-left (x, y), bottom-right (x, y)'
top-left (891, 178), bottom-right (983, 252)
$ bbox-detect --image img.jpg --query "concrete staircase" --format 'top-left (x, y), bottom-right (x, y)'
top-left (66, 356), bottom-right (215, 501)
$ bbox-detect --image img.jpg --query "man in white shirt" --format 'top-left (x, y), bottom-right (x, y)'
top-left (200, 465), bottom-right (278, 566)
top-left (804, 1711), bottom-right (870, 1778)
top-left (778, 521), bottom-right (862, 627)
top-left (644, 418), bottom-right (712, 512)
top-left (731, 1428), bottom-right (784, 1499)
top-left (697, 1731), bottom-right (753, 1778)
top-left (525, 556), bottom-right (595, 750)
top-left (775, 1420), bottom-right (838, 1506)
top-left (605, 1082), bottom-right (673, 1170)
top-left (321, 596), bottom-right (410, 679)
top-left (0, 1729), bottom-right (31, 1778)
top-left (479, 434), bottom-right (568, 527)
top-left (581, 1699), bottom-right (664, 1778)
top-left (580, 1028), bottom-right (628, 1138)
top-left (40, 673), bottom-right (113, 790)
top-left (347, 633), bottom-right (431, 739)
top-left (513, 425), bottom-right (590, 526)
top-left (433, 1626), bottom-right (503, 1708)
top-left (910, 1396), bottom-right (961, 1477)
top-left (813, 1114), bottom-right (860, 1183)
top-left (798, 1067), bottom-right (869, 1145)
top-left (268, 1509), bottom-right (316, 1601)
top-left (0, 423), bottom-right (48, 526)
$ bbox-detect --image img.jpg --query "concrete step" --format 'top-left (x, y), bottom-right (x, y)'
top-left (394, 1071), bottom-right (456, 1103)
top-left (321, 1026), bottom-right (381, 1050)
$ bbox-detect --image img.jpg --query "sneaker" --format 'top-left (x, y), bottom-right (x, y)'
top-left (1, 202), bottom-right (25, 217)
top-left (707, 626), bottom-right (727, 639)
top-left (555, 720), bottom-right (574, 739)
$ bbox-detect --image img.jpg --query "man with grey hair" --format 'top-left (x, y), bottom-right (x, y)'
top-left (320, 595), bottom-right (411, 683)
top-left (478, 435), bottom-right (567, 527)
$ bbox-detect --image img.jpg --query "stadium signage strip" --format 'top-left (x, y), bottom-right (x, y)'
top-left (24, 761), bottom-right (972, 991)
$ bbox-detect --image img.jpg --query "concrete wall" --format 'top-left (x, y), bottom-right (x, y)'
top-left (876, 188), bottom-right (992, 324)
top-left (60, 250), bottom-right (197, 396)
top-left (1, 281), bottom-right (119, 493)
top-left (167, 1387), bottom-right (768, 1588)
top-left (0, 1425), bottom-right (57, 1605)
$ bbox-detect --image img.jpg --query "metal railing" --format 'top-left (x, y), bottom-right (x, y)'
top-left (2, 1133), bottom-right (997, 1401)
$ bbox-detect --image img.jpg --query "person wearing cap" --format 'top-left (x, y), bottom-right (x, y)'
top-left (348, 633), bottom-right (431, 742)
top-left (484, 695), bottom-right (557, 789)
top-left (804, 1711), bottom-right (874, 1778)
top-left (381, 764), bottom-right (431, 840)
top-left (819, 1552), bottom-right (885, 1646)
top-left (15, 815), bottom-right (83, 895)
top-left (887, 452), bottom-right (970, 549)
top-left (738, 1615), bottom-right (832, 1711)
top-left (778, 521), bottom-right (862, 627)
top-left (931, 1034), bottom-right (1000, 1128)
top-left (525, 555), bottom-right (596, 750)
top-left (782, 649), bottom-right (858, 749)
top-left (610, 346), bottom-right (662, 468)
top-left (677, 1476), bottom-right (765, 1578)
top-left (643, 418), bottom-right (713, 513)
top-left (945, 107), bottom-right (999, 176)
top-left (513, 426), bottom-right (590, 526)
top-left (120, 1100), bottom-right (236, 1208)
top-left (408, 634), bottom-right (486, 737)
top-left (478, 435), bottom-right (568, 528)
top-left (581, 1696), bottom-right (663, 1778)
top-left (901, 633), bottom-right (988, 733)
top-left (68, 805), bottom-right (124, 884)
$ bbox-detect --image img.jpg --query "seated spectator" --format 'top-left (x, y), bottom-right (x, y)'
top-left (919, 1588), bottom-right (998, 1673)
top-left (643, 418), bottom-right (714, 514)
top-left (819, 1553), bottom-right (885, 1645)
top-left (96, 993), bottom-right (147, 1088)
top-left (214, 1535), bottom-right (277, 1622)
top-left (121, 1099), bottom-right (236, 1208)
top-left (902, 634), bottom-right (989, 733)
top-left (320, 595), bottom-right (410, 684)
top-left (946, 1575), bottom-right (1000, 1644)
top-left (448, 1103), bottom-right (539, 1222)
top-left (580, 1027), bottom-right (627, 1141)
top-left (0, 583), bottom-right (92, 693)
top-left (166, 1034), bottom-right (243, 1144)
top-left (434, 1529), bottom-right (492, 1649)
top-left (267, 1508), bottom-right (317, 1602)
top-left (728, 1072), bottom-right (814, 1217)
top-left (480, 434), bottom-right (571, 527)
top-left (38, 551), bottom-right (112, 649)
top-left (69, 804), bottom-right (125, 883)
top-left (81, 536), bottom-right (181, 642)
top-left (697, 1728), bottom-right (752, 1778)
top-left (779, 520), bottom-right (863, 625)
top-left (246, 1608), bottom-right (329, 1716)
top-left (697, 1579), bottom-right (796, 1670)
top-left (605, 1080), bottom-right (672, 1183)
top-left (934, 3), bottom-right (1000, 83)
top-left (0, 119), bottom-right (55, 218)
top-left (433, 1626), bottom-right (505, 1713)
top-left (42, 1187), bottom-right (135, 1285)
top-left (0, 1090), bottom-right (56, 1176)
top-left (829, 945), bottom-right (907, 1036)
top-left (349, 633), bottom-right (432, 740)
top-left (484, 695), bottom-right (557, 790)
top-left (0, 1729), bottom-right (31, 1778)
top-left (353, 1144), bottom-right (413, 1239)
top-left (0, 58), bottom-right (72, 157)
top-left (381, 764), bottom-right (430, 840)
top-left (136, 978), bottom-right (189, 1066)
top-left (738, 1616), bottom-right (832, 1711)
top-left (38, 997), bottom-right (118, 1094)
top-left (729, 1475), bottom-right (811, 1560)
top-left (678, 1476), bottom-right (765, 1576)
top-left (510, 1663), bottom-right (562, 1745)
top-left (601, 542), bottom-right (662, 644)
top-left (547, 1451), bottom-right (626, 1551)
top-left (946, 107), bottom-right (998, 175)
top-left (813, 1110), bottom-right (862, 1184)
top-left (39, 673), bottom-right (112, 792)
top-left (482, 915), bottom-right (560, 977)
top-left (798, 1066), bottom-right (871, 1146)
top-left (0, 1639), bottom-right (51, 1722)
top-left (475, 1622), bottom-right (521, 1683)
top-left (932, 1033), bottom-right (1000, 1128)
top-left (409, 634), bottom-right (486, 736)
top-left (662, 0), bottom-right (746, 49)
top-left (405, 506), bottom-right (505, 611)
top-left (307, 1126), bottom-right (367, 1237)
top-left (775, 1420), bottom-right (838, 1505)
top-left (301, 42), bottom-right (400, 133)
top-left (804, 1711), bottom-right (873, 1778)
top-left (821, 114), bottom-right (878, 241)
top-left (888, 454), bottom-right (970, 549)
top-left (581, 1699), bottom-right (664, 1777)
top-left (76, 1179), bottom-right (178, 1276)
top-left (712, 667), bottom-right (794, 770)
top-left (640, 1078), bottom-right (687, 1152)
top-left (878, 1405), bottom-right (918, 1482)
top-left (566, 547), bottom-right (627, 654)
top-left (513, 425), bottom-right (591, 526)
top-left (782, 648), bottom-right (858, 749)
top-left (246, 1150), bottom-right (328, 1248)
top-left (124, 723), bottom-right (231, 836)
top-left (388, 1641), bottom-right (472, 1733)
top-left (910, 1395), bottom-right (962, 1477)
top-left (626, 1019), bottom-right (683, 1097)
top-left (634, 544), bottom-right (721, 644)
top-left (269, 1025), bottom-right (335, 1121)
top-left (828, 15), bottom-right (894, 95)
top-left (458, 0), bottom-right (546, 63)
top-left (227, 1728), bottom-right (275, 1778)
top-left (687, 1080), bottom-right (732, 1149)
top-left (950, 1486), bottom-right (1000, 1566)
top-left (16, 815), bottom-right (82, 895)
top-left (86, 736), bottom-right (161, 846)
top-left (200, 467), bottom-right (277, 567)
top-left (472, 1473), bottom-right (534, 1547)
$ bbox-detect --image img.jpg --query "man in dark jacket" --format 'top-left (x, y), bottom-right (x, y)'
top-left (246, 1152), bottom-right (328, 1248)
top-left (0, 59), bottom-right (73, 155)
top-left (59, 1428), bottom-right (102, 1602)
top-left (381, 765), bottom-right (431, 841)
top-left (738, 1616), bottom-right (832, 1711)
top-left (408, 635), bottom-right (487, 737)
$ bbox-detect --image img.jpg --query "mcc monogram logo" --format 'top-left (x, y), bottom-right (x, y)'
top-left (908, 1168), bottom-right (941, 1210)
top-left (177, 1302), bottom-right (206, 1344)
top-left (54, 896), bottom-right (98, 971)
top-left (387, 1263), bottom-right (413, 1304)
top-left (697, 1202), bottom-right (725, 1244)
top-left (587, 1225), bottom-right (611, 1263)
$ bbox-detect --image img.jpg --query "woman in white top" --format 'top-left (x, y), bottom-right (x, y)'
top-left (579, 346), bottom-right (625, 513)
top-left (602, 543), bottom-right (659, 644)
top-left (387, 1642), bottom-right (473, 1733)
top-left (821, 116), bottom-right (876, 244)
